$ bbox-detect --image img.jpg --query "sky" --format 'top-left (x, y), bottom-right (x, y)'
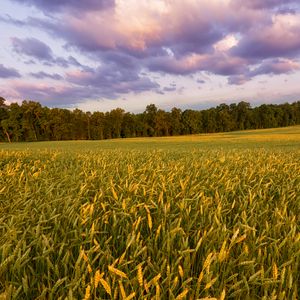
top-left (0, 0), bottom-right (300, 112)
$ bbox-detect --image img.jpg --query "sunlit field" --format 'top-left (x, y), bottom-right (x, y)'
top-left (1, 126), bottom-right (300, 299)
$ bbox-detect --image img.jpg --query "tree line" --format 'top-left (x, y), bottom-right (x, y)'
top-left (0, 96), bottom-right (300, 142)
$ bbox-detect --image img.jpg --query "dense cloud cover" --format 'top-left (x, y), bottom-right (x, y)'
top-left (1, 0), bottom-right (300, 108)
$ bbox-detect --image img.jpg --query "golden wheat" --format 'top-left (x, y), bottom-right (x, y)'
top-left (1, 127), bottom-right (299, 299)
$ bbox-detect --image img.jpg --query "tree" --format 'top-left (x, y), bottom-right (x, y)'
top-left (0, 98), bottom-right (299, 142)
top-left (21, 101), bottom-right (44, 141)
top-left (90, 112), bottom-right (105, 140)
top-left (72, 109), bottom-right (88, 140)
top-left (109, 108), bottom-right (125, 138)
top-left (182, 110), bottom-right (202, 134)
top-left (216, 103), bottom-right (233, 132)
top-left (236, 101), bottom-right (251, 130)
top-left (134, 113), bottom-right (148, 137)
top-left (0, 97), bottom-right (6, 107)
top-left (3, 103), bottom-right (23, 142)
top-left (121, 113), bottom-right (137, 138)
top-left (1, 119), bottom-right (11, 143)
top-left (0, 97), bottom-right (9, 142)
top-left (202, 109), bottom-right (216, 133)
top-left (155, 109), bottom-right (170, 136)
top-left (257, 104), bottom-right (276, 129)
top-left (170, 107), bottom-right (182, 136)
top-left (49, 108), bottom-right (73, 140)
top-left (144, 104), bottom-right (158, 136)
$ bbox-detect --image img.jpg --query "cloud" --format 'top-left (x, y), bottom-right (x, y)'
top-left (251, 58), bottom-right (300, 76)
top-left (66, 62), bottom-right (160, 99)
top-left (8, 81), bottom-right (97, 106)
top-left (228, 58), bottom-right (300, 85)
top-left (6, 1), bottom-right (227, 58)
top-left (12, 37), bottom-right (53, 61)
top-left (2, 0), bottom-right (300, 107)
top-left (197, 79), bottom-right (206, 84)
top-left (232, 0), bottom-right (299, 10)
top-left (11, 0), bottom-right (115, 13)
top-left (11, 37), bottom-right (89, 69)
top-left (231, 13), bottom-right (300, 59)
top-left (6, 70), bottom-right (159, 106)
top-left (228, 74), bottom-right (250, 85)
top-left (29, 71), bottom-right (63, 80)
top-left (0, 14), bottom-right (28, 26)
top-left (0, 64), bottom-right (21, 78)
top-left (147, 52), bottom-right (249, 77)
top-left (163, 86), bottom-right (177, 92)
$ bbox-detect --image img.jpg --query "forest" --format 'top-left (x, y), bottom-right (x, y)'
top-left (0, 96), bottom-right (300, 142)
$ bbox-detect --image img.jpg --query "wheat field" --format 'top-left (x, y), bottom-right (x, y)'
top-left (1, 127), bottom-right (300, 299)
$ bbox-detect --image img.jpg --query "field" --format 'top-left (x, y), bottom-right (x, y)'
top-left (1, 126), bottom-right (300, 299)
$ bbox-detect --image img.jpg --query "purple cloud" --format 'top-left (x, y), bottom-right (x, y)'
top-left (232, 33), bottom-right (300, 59)
top-left (29, 71), bottom-right (63, 80)
top-left (0, 14), bottom-right (27, 26)
top-left (12, 37), bottom-right (53, 61)
top-left (66, 63), bottom-right (160, 99)
top-left (8, 70), bottom-right (159, 106)
top-left (232, 0), bottom-right (299, 9)
top-left (0, 64), bottom-right (21, 78)
top-left (11, 0), bottom-right (114, 13)
top-left (147, 56), bottom-right (198, 75)
top-left (197, 79), bottom-right (205, 84)
top-left (228, 74), bottom-right (250, 85)
top-left (147, 52), bottom-right (249, 77)
top-left (163, 19), bottom-right (225, 58)
top-left (11, 81), bottom-right (99, 106)
top-left (231, 13), bottom-right (300, 59)
top-left (163, 86), bottom-right (177, 92)
top-left (276, 7), bottom-right (298, 14)
top-left (202, 54), bottom-right (249, 76)
top-left (11, 37), bottom-right (89, 69)
top-left (251, 58), bottom-right (300, 76)
top-left (228, 58), bottom-right (300, 85)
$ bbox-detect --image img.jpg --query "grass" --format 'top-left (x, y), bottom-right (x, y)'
top-left (0, 126), bottom-right (300, 299)
top-left (1, 125), bottom-right (300, 152)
